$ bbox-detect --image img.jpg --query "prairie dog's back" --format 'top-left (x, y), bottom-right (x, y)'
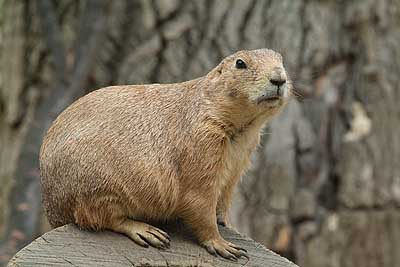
top-left (45, 84), bottom-right (197, 149)
top-left (40, 83), bottom-right (201, 226)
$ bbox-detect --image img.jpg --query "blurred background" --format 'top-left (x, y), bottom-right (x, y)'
top-left (0, 0), bottom-right (399, 266)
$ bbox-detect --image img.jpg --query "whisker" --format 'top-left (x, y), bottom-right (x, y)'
top-left (291, 89), bottom-right (303, 97)
top-left (290, 95), bottom-right (311, 102)
top-left (290, 70), bottom-right (323, 81)
top-left (286, 79), bottom-right (314, 102)
top-left (289, 88), bottom-right (305, 100)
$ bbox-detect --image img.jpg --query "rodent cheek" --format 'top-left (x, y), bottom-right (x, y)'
top-left (246, 85), bottom-right (265, 103)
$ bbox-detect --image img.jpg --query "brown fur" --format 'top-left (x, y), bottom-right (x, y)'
top-left (40, 49), bottom-right (290, 259)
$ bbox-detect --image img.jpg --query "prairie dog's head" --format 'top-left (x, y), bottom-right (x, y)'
top-left (206, 49), bottom-right (291, 112)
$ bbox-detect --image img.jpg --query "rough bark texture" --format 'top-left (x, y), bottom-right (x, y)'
top-left (1, 0), bottom-right (399, 266)
top-left (8, 224), bottom-right (298, 267)
top-left (0, 0), bottom-right (108, 263)
top-left (0, 0), bottom-right (43, 251)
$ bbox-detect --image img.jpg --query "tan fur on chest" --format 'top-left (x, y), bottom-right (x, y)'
top-left (217, 116), bottom-right (267, 197)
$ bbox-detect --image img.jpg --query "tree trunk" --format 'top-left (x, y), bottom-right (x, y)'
top-left (0, 0), bottom-right (43, 257)
top-left (1, 1), bottom-right (399, 266)
top-left (0, 0), bottom-right (108, 264)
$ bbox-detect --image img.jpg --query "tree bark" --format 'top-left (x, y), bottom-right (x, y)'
top-left (0, 0), bottom-right (108, 264)
top-left (0, 1), bottom-right (43, 259)
top-left (1, 1), bottom-right (399, 266)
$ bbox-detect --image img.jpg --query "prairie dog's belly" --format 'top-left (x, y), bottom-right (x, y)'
top-left (63, 136), bottom-right (181, 220)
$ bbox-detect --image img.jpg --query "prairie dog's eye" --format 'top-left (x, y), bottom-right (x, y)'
top-left (235, 59), bottom-right (247, 69)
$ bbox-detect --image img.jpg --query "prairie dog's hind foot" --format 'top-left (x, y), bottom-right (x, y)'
top-left (112, 219), bottom-right (170, 249)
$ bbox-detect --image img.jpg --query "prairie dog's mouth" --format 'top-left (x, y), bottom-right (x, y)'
top-left (257, 96), bottom-right (280, 104)
top-left (256, 87), bottom-right (283, 104)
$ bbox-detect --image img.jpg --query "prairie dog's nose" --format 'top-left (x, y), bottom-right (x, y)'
top-left (270, 77), bottom-right (286, 86)
top-left (270, 68), bottom-right (286, 86)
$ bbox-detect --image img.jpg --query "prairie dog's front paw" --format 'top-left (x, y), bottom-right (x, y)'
top-left (202, 237), bottom-right (248, 260)
top-left (113, 219), bottom-right (170, 249)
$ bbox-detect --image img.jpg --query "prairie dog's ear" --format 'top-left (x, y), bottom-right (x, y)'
top-left (208, 61), bottom-right (224, 82)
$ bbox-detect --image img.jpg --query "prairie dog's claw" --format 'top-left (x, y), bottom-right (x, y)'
top-left (202, 238), bottom-right (248, 260)
top-left (113, 220), bottom-right (170, 249)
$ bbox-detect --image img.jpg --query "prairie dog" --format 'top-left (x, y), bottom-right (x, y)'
top-left (40, 49), bottom-right (290, 260)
